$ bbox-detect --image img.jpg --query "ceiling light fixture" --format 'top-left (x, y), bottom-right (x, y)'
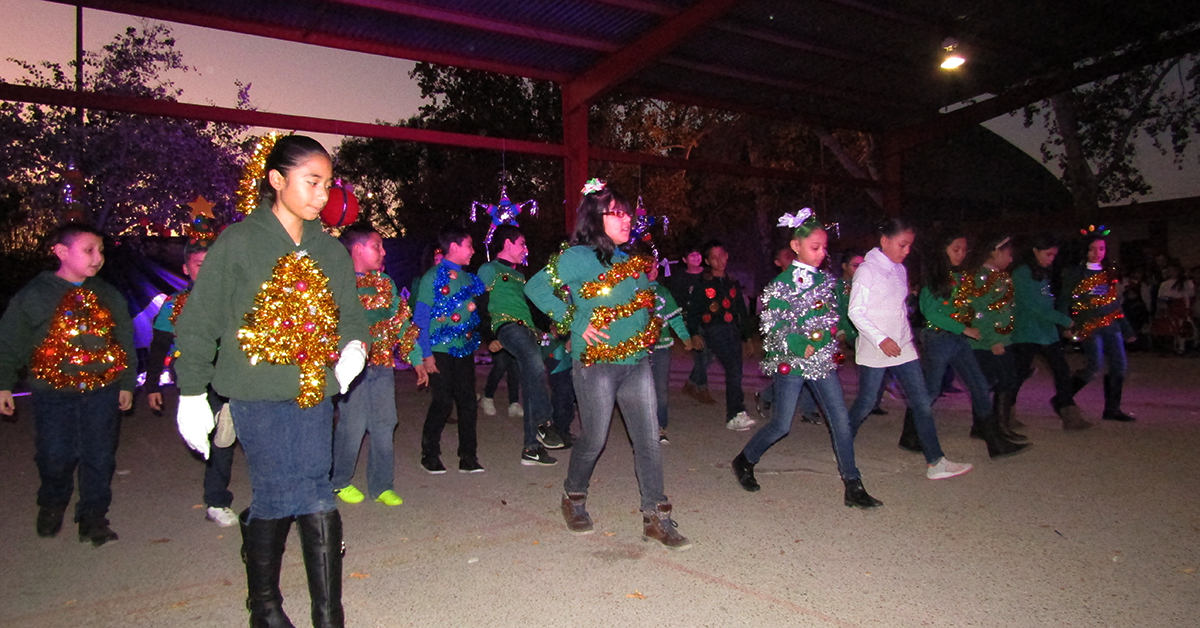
top-left (940, 37), bottom-right (965, 69)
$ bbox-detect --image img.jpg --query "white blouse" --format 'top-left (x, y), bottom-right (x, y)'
top-left (848, 247), bottom-right (919, 368)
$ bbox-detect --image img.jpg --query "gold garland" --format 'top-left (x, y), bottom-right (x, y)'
top-left (168, 290), bottom-right (190, 326)
top-left (30, 288), bottom-right (128, 391)
top-left (1077, 309), bottom-right (1123, 339)
top-left (235, 133), bottom-right (283, 216)
top-left (949, 272), bottom-right (976, 325)
top-left (581, 316), bottom-right (663, 366)
top-left (237, 251), bottom-right (341, 408)
top-left (1071, 271), bottom-right (1118, 315)
top-left (589, 289), bottom-right (656, 329)
top-left (356, 271), bottom-right (393, 310)
top-left (579, 256), bottom-right (653, 299)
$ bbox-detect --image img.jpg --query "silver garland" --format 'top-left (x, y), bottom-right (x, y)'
top-left (759, 266), bottom-right (840, 380)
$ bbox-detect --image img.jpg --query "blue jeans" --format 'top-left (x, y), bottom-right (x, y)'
top-left (920, 329), bottom-right (992, 419)
top-left (687, 345), bottom-right (711, 387)
top-left (546, 354), bottom-right (576, 438)
top-left (648, 347), bottom-right (672, 429)
top-left (702, 323), bottom-right (746, 419)
top-left (483, 347), bottom-right (519, 404)
top-left (498, 324), bottom-right (553, 450)
top-left (1076, 324), bottom-right (1127, 381)
top-left (849, 360), bottom-right (946, 464)
top-left (759, 381), bottom-right (819, 417)
top-left (743, 373), bottom-right (860, 480)
top-left (567, 358), bottom-right (667, 512)
top-left (331, 366), bottom-right (398, 498)
top-left (31, 384), bottom-right (121, 520)
top-left (231, 398), bottom-right (336, 520)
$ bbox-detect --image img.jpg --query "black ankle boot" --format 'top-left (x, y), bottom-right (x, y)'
top-left (78, 513), bottom-right (118, 547)
top-left (731, 452), bottom-right (760, 492)
top-left (240, 510), bottom-right (296, 628)
top-left (297, 510), bottom-right (344, 628)
top-left (898, 409), bottom-right (922, 452)
top-left (843, 479), bottom-right (883, 508)
top-left (37, 505), bottom-right (66, 538)
top-left (992, 392), bottom-right (1026, 441)
top-left (1102, 375), bottom-right (1135, 422)
top-left (981, 414), bottom-right (1030, 459)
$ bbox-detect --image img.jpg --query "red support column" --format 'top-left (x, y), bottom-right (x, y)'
top-left (562, 100), bottom-right (589, 233)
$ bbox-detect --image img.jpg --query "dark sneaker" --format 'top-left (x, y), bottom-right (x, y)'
top-left (459, 457), bottom-right (485, 473)
top-left (731, 452), bottom-right (760, 492)
top-left (78, 516), bottom-right (119, 547)
top-left (536, 423), bottom-right (566, 449)
top-left (843, 479), bottom-right (883, 509)
top-left (36, 505), bottom-right (65, 538)
top-left (659, 428), bottom-right (669, 444)
top-left (421, 456), bottom-right (447, 475)
top-left (800, 412), bottom-right (824, 425)
top-left (521, 446), bottom-right (558, 466)
top-left (561, 493), bottom-right (593, 534)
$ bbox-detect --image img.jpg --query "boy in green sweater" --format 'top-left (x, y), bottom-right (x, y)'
top-left (0, 224), bottom-right (135, 546)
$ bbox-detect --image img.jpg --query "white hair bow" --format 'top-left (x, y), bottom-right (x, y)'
top-left (777, 208), bottom-right (813, 228)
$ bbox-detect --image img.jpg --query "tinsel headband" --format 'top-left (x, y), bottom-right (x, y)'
top-left (582, 178), bottom-right (607, 195)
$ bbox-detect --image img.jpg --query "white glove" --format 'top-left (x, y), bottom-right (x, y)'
top-left (334, 340), bottom-right (368, 394)
top-left (177, 394), bottom-right (216, 460)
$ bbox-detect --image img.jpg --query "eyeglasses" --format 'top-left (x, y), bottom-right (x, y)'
top-left (602, 210), bottom-right (631, 218)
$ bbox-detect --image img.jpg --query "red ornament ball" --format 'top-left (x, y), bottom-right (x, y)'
top-left (320, 184), bottom-right (359, 227)
top-left (777, 363), bottom-right (791, 375)
top-left (440, 286), bottom-right (451, 295)
top-left (834, 352), bottom-right (847, 365)
top-left (724, 312), bottom-right (733, 323)
top-left (304, 322), bottom-right (317, 332)
top-left (295, 280), bottom-right (308, 292)
top-left (632, 272), bottom-right (640, 279)
top-left (282, 319), bottom-right (294, 329)
top-left (451, 313), bottom-right (461, 323)
top-left (598, 273), bottom-right (607, 281)
top-left (296, 350), bottom-right (308, 363)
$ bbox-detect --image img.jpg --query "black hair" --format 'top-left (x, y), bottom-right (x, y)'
top-left (839, 248), bottom-right (866, 268)
top-left (876, 216), bottom-right (914, 240)
top-left (490, 224), bottom-right (523, 259)
top-left (922, 230), bottom-right (970, 299)
top-left (418, 242), bottom-right (443, 274)
top-left (570, 183), bottom-right (630, 266)
top-left (1165, 260), bottom-right (1187, 292)
top-left (788, 214), bottom-right (825, 241)
top-left (46, 223), bottom-right (104, 250)
top-left (700, 239), bottom-right (726, 260)
top-left (183, 241), bottom-right (209, 262)
top-left (338, 223), bottom-right (379, 251)
top-left (1080, 233), bottom-right (1116, 273)
top-left (966, 233), bottom-right (1013, 272)
top-left (258, 135), bottom-right (330, 207)
top-left (437, 224), bottom-right (471, 256)
top-left (1019, 232), bottom-right (1059, 282)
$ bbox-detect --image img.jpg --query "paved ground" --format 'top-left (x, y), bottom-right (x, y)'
top-left (2, 348), bottom-right (1198, 628)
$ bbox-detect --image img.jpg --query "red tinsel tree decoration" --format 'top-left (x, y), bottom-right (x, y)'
top-left (31, 288), bottom-right (128, 390)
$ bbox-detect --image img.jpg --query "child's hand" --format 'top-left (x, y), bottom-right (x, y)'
top-left (963, 327), bottom-right (982, 340)
top-left (414, 364), bottom-right (429, 387)
top-left (991, 343), bottom-right (1005, 356)
top-left (118, 391), bottom-right (133, 411)
top-left (147, 392), bottom-right (163, 411)
top-left (581, 325), bottom-right (610, 346)
top-left (422, 355), bottom-right (438, 374)
top-left (488, 340), bottom-right (503, 353)
top-left (804, 345), bottom-right (815, 358)
top-left (692, 335), bottom-right (706, 351)
top-left (879, 338), bottom-right (901, 357)
top-left (0, 391), bottom-right (14, 416)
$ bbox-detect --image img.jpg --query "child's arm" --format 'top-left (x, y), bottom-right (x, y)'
top-left (0, 289), bottom-right (34, 412)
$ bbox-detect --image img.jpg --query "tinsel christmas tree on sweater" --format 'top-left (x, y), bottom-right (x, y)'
top-left (31, 288), bottom-right (127, 390)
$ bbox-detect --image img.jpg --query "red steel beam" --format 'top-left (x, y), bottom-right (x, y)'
top-left (562, 0), bottom-right (744, 112)
top-left (51, 0), bottom-right (572, 82)
top-left (588, 146), bottom-right (884, 190)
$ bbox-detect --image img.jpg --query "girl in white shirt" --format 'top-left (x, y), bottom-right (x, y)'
top-left (846, 218), bottom-right (973, 480)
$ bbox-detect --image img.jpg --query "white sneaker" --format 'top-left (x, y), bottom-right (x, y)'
top-left (206, 506), bottom-right (238, 527)
top-left (926, 457), bottom-right (973, 480)
top-left (726, 412), bottom-right (756, 431)
top-left (480, 397), bottom-right (496, 416)
top-left (508, 402), bottom-right (524, 418)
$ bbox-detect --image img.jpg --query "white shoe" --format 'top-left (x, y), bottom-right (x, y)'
top-left (508, 402), bottom-right (524, 418)
top-left (205, 506), bottom-right (238, 527)
top-left (926, 457), bottom-right (973, 480)
top-left (480, 397), bottom-right (496, 416)
top-left (726, 412), bottom-right (756, 431)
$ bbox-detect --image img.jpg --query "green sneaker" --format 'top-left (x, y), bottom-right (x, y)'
top-left (335, 484), bottom-right (365, 504)
top-left (375, 490), bottom-right (403, 506)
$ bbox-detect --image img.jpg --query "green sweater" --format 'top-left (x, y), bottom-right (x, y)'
top-left (834, 277), bottom-right (858, 342)
top-left (174, 208), bottom-right (369, 401)
top-left (0, 272), bottom-right (136, 393)
top-left (477, 258), bottom-right (536, 334)
top-left (966, 267), bottom-right (1015, 350)
top-left (919, 272), bottom-right (969, 335)
top-left (758, 263), bottom-right (841, 380)
top-left (526, 246), bottom-right (659, 366)
top-left (414, 260), bottom-right (485, 358)
top-left (1011, 264), bottom-right (1073, 345)
top-left (357, 270), bottom-right (420, 366)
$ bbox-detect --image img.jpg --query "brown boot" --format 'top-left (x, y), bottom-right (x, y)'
top-left (695, 387), bottom-right (717, 405)
top-left (561, 493), bottom-right (593, 534)
top-left (1059, 404), bottom-right (1093, 431)
top-left (642, 503), bottom-right (692, 550)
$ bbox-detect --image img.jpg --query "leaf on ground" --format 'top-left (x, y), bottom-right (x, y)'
top-left (1181, 567), bottom-right (1196, 574)
top-left (604, 532), bottom-right (616, 537)
top-left (149, 538), bottom-right (171, 544)
top-left (349, 572), bottom-right (370, 579)
top-left (192, 504), bottom-right (204, 509)
top-left (626, 590), bottom-right (647, 599)
top-left (170, 601), bottom-right (188, 608)
top-left (532, 540), bottom-right (539, 545)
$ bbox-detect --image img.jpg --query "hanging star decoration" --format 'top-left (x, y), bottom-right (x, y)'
top-left (237, 251), bottom-right (341, 408)
top-left (31, 288), bottom-right (128, 390)
top-left (470, 186), bottom-right (538, 260)
top-left (235, 132), bottom-right (284, 216)
top-left (630, 196), bottom-right (669, 260)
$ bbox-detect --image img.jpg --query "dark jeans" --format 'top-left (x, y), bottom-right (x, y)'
top-left (567, 358), bottom-right (666, 512)
top-left (973, 348), bottom-right (1018, 395)
top-left (231, 398), bottom-right (336, 520)
top-left (686, 344), bottom-right (711, 388)
top-left (849, 360), bottom-right (946, 464)
top-left (483, 347), bottom-right (519, 404)
top-left (202, 388), bottom-right (233, 509)
top-left (1076, 324), bottom-right (1128, 381)
top-left (422, 352), bottom-right (478, 461)
top-left (702, 323), bottom-right (746, 420)
top-left (648, 347), bottom-right (672, 429)
top-left (498, 324), bottom-right (553, 450)
top-left (546, 354), bottom-right (576, 438)
top-left (1012, 341), bottom-right (1075, 409)
top-left (331, 365), bottom-right (398, 498)
top-left (759, 381), bottom-right (819, 417)
top-left (743, 372), bottom-right (860, 480)
top-left (920, 329), bottom-right (992, 420)
top-left (31, 384), bottom-right (121, 520)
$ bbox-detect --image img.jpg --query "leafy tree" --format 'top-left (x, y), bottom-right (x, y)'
top-left (0, 22), bottom-right (250, 251)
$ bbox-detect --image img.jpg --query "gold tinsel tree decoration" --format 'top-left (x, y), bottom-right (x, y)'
top-left (235, 132), bottom-right (283, 215)
top-left (31, 288), bottom-right (128, 390)
top-left (238, 251), bottom-right (341, 408)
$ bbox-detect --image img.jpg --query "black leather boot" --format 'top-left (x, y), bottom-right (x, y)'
top-left (1102, 375), bottom-right (1135, 422)
top-left (898, 409), bottom-right (922, 452)
top-left (843, 479), bottom-right (883, 508)
top-left (36, 504), bottom-right (66, 538)
top-left (78, 512), bottom-right (118, 547)
top-left (731, 452), bottom-right (760, 492)
top-left (993, 392), bottom-right (1027, 441)
top-left (297, 510), bottom-right (344, 628)
top-left (981, 413), bottom-right (1030, 459)
top-left (240, 510), bottom-right (296, 628)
